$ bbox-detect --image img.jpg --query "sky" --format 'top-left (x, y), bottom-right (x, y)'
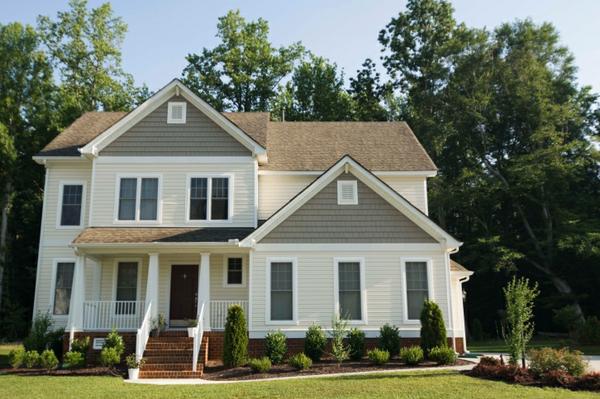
top-left (3, 0), bottom-right (600, 93)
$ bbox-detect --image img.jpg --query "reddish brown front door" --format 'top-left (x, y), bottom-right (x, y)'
top-left (169, 265), bottom-right (198, 322)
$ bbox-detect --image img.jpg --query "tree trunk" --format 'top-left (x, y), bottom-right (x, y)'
top-left (0, 180), bottom-right (13, 310)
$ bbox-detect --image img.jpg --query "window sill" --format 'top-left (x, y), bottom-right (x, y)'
top-left (265, 320), bottom-right (299, 326)
top-left (223, 283), bottom-right (246, 288)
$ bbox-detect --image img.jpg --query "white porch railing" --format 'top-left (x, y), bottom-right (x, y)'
top-left (210, 300), bottom-right (249, 330)
top-left (192, 302), bottom-right (205, 372)
top-left (82, 300), bottom-right (146, 331)
top-left (136, 302), bottom-right (153, 362)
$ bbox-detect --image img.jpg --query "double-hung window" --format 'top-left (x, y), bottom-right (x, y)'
top-left (53, 261), bottom-right (75, 315)
top-left (115, 262), bottom-right (138, 314)
top-left (188, 176), bottom-right (230, 221)
top-left (117, 176), bottom-right (159, 222)
top-left (404, 260), bottom-right (430, 320)
top-left (335, 258), bottom-right (365, 322)
top-left (59, 183), bottom-right (84, 227)
top-left (268, 259), bottom-right (296, 322)
top-left (224, 257), bottom-right (243, 286)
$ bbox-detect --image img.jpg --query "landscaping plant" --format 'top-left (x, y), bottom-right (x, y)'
top-left (8, 347), bottom-right (25, 368)
top-left (576, 317), bottom-right (600, 345)
top-left (104, 329), bottom-right (125, 357)
top-left (288, 353), bottom-right (312, 370)
top-left (399, 346), bottom-right (423, 365)
top-left (428, 346), bottom-right (457, 365)
top-left (420, 300), bottom-right (447, 357)
top-left (264, 330), bottom-right (287, 364)
top-left (100, 347), bottom-right (121, 368)
top-left (152, 313), bottom-right (167, 337)
top-left (62, 351), bottom-right (85, 369)
top-left (70, 336), bottom-right (90, 356)
top-left (347, 328), bottom-right (365, 360)
top-left (502, 277), bottom-right (539, 367)
top-left (329, 316), bottom-right (349, 365)
top-left (125, 353), bottom-right (145, 369)
top-left (528, 347), bottom-right (587, 377)
top-left (40, 349), bottom-right (59, 370)
top-left (378, 324), bottom-right (400, 356)
top-left (247, 357), bottom-right (272, 373)
top-left (23, 312), bottom-right (64, 356)
top-left (223, 304), bottom-right (248, 367)
top-left (304, 324), bottom-right (327, 362)
top-left (367, 348), bottom-right (390, 365)
top-left (23, 350), bottom-right (40, 368)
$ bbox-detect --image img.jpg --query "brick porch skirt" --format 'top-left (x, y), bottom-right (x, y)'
top-left (63, 331), bottom-right (137, 366)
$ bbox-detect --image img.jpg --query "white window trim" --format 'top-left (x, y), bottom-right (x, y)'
top-left (56, 180), bottom-right (87, 229)
top-left (337, 180), bottom-right (358, 205)
top-left (265, 257), bottom-right (298, 325)
top-left (400, 257), bottom-right (434, 324)
top-left (333, 257), bottom-right (367, 325)
top-left (113, 173), bottom-right (163, 224)
top-left (185, 173), bottom-right (234, 224)
top-left (222, 256), bottom-right (246, 288)
top-left (49, 258), bottom-right (77, 318)
top-left (167, 101), bottom-right (187, 124)
top-left (111, 258), bottom-right (143, 304)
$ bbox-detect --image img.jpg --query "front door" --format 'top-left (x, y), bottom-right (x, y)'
top-left (169, 265), bottom-right (198, 325)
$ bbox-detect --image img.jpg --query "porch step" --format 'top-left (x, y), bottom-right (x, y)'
top-left (141, 362), bottom-right (201, 371)
top-left (138, 369), bottom-right (204, 379)
top-left (139, 332), bottom-right (208, 378)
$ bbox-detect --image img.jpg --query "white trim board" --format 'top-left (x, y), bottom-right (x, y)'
top-left (258, 170), bottom-right (437, 177)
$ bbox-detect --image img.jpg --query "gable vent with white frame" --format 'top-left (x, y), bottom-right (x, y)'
top-left (337, 180), bottom-right (358, 205)
top-left (167, 101), bottom-right (187, 124)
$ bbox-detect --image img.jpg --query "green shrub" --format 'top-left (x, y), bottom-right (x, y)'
top-left (265, 330), bottom-right (287, 364)
top-left (330, 316), bottom-right (349, 364)
top-left (528, 347), bottom-right (587, 377)
top-left (223, 304), bottom-right (248, 367)
top-left (8, 347), bottom-right (25, 369)
top-left (552, 305), bottom-right (582, 334)
top-left (247, 357), bottom-right (272, 373)
top-left (100, 347), bottom-right (121, 368)
top-left (470, 318), bottom-right (484, 341)
top-left (40, 349), bottom-right (59, 370)
top-left (367, 348), bottom-right (390, 365)
top-left (23, 350), bottom-right (40, 368)
top-left (304, 324), bottom-right (327, 362)
top-left (348, 328), bottom-right (365, 360)
top-left (577, 317), bottom-right (600, 345)
top-left (104, 329), bottom-right (125, 357)
top-left (420, 300), bottom-right (447, 357)
top-left (400, 346), bottom-right (424, 365)
top-left (63, 351), bottom-right (85, 369)
top-left (288, 353), bottom-right (312, 370)
top-left (378, 324), bottom-right (400, 356)
top-left (125, 353), bottom-right (145, 369)
top-left (71, 336), bottom-right (90, 355)
top-left (23, 312), bottom-right (64, 357)
top-left (428, 346), bottom-right (457, 365)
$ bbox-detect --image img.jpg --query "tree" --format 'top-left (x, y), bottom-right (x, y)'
top-left (348, 59), bottom-right (389, 121)
top-left (182, 10), bottom-right (303, 112)
top-left (420, 300), bottom-right (447, 356)
top-left (503, 277), bottom-right (539, 367)
top-left (223, 304), bottom-right (248, 367)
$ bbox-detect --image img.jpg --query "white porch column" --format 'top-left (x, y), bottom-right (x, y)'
top-left (67, 255), bottom-right (86, 346)
top-left (146, 253), bottom-right (159, 320)
top-left (198, 253), bottom-right (211, 330)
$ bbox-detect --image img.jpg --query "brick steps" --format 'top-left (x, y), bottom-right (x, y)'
top-left (139, 332), bottom-right (208, 378)
top-left (139, 370), bottom-right (204, 379)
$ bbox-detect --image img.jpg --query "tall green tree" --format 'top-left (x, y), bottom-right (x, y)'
top-left (182, 10), bottom-right (303, 112)
top-left (348, 59), bottom-right (389, 121)
top-left (503, 277), bottom-right (539, 366)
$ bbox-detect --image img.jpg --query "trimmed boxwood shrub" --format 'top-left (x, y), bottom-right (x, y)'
top-left (8, 347), bottom-right (25, 369)
top-left (63, 351), bottom-right (85, 369)
top-left (288, 353), bottom-right (312, 370)
top-left (100, 347), bottom-right (120, 368)
top-left (420, 300), bottom-right (447, 356)
top-left (304, 324), bottom-right (327, 362)
top-left (40, 349), bottom-right (59, 370)
top-left (378, 324), bottom-right (400, 356)
top-left (104, 329), bottom-right (125, 357)
top-left (528, 347), bottom-right (587, 377)
top-left (400, 346), bottom-right (424, 365)
top-left (247, 357), bottom-right (272, 373)
top-left (265, 330), bottom-right (287, 364)
top-left (348, 328), bottom-right (366, 360)
top-left (368, 348), bottom-right (390, 365)
top-left (23, 350), bottom-right (40, 368)
top-left (223, 304), bottom-right (248, 367)
top-left (428, 346), bottom-right (457, 365)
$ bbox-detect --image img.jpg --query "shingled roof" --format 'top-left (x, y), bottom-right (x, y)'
top-left (72, 227), bottom-right (256, 244)
top-left (37, 111), bottom-right (437, 172)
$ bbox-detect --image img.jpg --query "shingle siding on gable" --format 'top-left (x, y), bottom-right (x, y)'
top-left (101, 97), bottom-right (251, 156)
top-left (260, 174), bottom-right (437, 243)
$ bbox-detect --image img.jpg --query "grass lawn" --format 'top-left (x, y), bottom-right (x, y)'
top-left (469, 338), bottom-right (600, 355)
top-left (1, 370), bottom-right (599, 399)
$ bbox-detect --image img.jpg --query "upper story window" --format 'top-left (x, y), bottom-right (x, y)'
top-left (403, 260), bottom-right (431, 321)
top-left (167, 102), bottom-right (186, 124)
top-left (58, 182), bottom-right (84, 227)
top-left (187, 176), bottom-right (231, 222)
top-left (224, 257), bottom-right (244, 287)
top-left (117, 176), bottom-right (160, 222)
top-left (337, 180), bottom-right (358, 205)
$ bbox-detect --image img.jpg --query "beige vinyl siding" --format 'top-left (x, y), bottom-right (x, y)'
top-left (258, 174), bottom-right (428, 220)
top-left (91, 159), bottom-right (255, 227)
top-left (250, 249), bottom-right (449, 333)
top-left (101, 97), bottom-right (251, 156)
top-left (451, 273), bottom-right (466, 338)
top-left (260, 174), bottom-right (436, 243)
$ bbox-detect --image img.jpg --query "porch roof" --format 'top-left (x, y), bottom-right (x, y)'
top-left (72, 227), bottom-right (256, 245)
top-left (450, 259), bottom-right (472, 273)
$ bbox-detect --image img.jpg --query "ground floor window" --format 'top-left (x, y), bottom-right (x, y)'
top-left (269, 260), bottom-right (295, 322)
top-left (53, 262), bottom-right (75, 315)
top-left (405, 260), bottom-right (430, 320)
top-left (115, 261), bottom-right (138, 314)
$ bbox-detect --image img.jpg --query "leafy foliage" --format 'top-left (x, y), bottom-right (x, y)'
top-left (62, 351), bottom-right (85, 369)
top-left (103, 329), bottom-right (125, 358)
top-left (378, 324), bottom-right (400, 356)
top-left (264, 330), bottom-right (287, 364)
top-left (40, 349), bottom-right (59, 370)
top-left (329, 316), bottom-right (349, 364)
top-left (367, 348), bottom-right (390, 365)
top-left (503, 277), bottom-right (539, 366)
top-left (576, 317), bottom-right (600, 345)
top-left (23, 312), bottom-right (63, 355)
top-left (288, 353), bottom-right (312, 370)
top-left (428, 346), bottom-right (457, 365)
top-left (223, 304), bottom-right (248, 367)
top-left (304, 324), bottom-right (327, 362)
top-left (125, 353), bottom-right (145, 369)
top-left (528, 347), bottom-right (588, 377)
top-left (347, 328), bottom-right (366, 360)
top-left (420, 301), bottom-right (447, 356)
top-left (399, 346), bottom-right (424, 365)
top-left (8, 347), bottom-right (25, 368)
top-left (99, 347), bottom-right (120, 368)
top-left (70, 336), bottom-right (90, 356)
top-left (247, 357), bottom-right (272, 373)
top-left (23, 350), bottom-right (40, 368)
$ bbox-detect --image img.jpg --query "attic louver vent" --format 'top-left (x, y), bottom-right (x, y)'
top-left (167, 102), bottom-right (186, 124)
top-left (337, 180), bottom-right (358, 205)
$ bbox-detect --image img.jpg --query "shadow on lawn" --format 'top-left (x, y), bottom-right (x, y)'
top-left (330, 370), bottom-right (459, 382)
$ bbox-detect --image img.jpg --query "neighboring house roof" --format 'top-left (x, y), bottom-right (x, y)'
top-left (72, 227), bottom-right (256, 245)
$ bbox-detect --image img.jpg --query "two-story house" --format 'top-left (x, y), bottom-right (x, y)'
top-left (32, 79), bottom-right (472, 378)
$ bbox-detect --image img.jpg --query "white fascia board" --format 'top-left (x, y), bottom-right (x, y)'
top-left (258, 170), bottom-right (437, 177)
top-left (32, 155), bottom-right (85, 164)
top-left (80, 80), bottom-right (266, 157)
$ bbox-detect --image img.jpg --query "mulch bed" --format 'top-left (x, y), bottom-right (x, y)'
top-left (0, 367), bottom-right (123, 377)
top-left (203, 358), bottom-right (472, 381)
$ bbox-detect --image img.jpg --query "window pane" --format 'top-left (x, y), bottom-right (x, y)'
top-left (227, 258), bottom-right (243, 285)
top-left (406, 262), bottom-right (428, 319)
top-left (116, 262), bottom-right (138, 298)
top-left (338, 262), bottom-right (361, 320)
top-left (118, 178), bottom-right (137, 220)
top-left (270, 262), bottom-right (293, 320)
top-left (189, 178), bottom-right (207, 220)
top-left (60, 185), bottom-right (82, 226)
top-left (140, 178), bottom-right (158, 220)
top-left (211, 178), bottom-right (229, 220)
top-left (53, 262), bottom-right (75, 315)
